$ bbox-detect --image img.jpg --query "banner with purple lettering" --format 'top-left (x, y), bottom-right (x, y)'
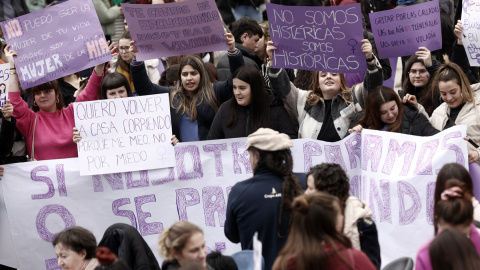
top-left (0, 63), bottom-right (10, 107)
top-left (461, 0), bottom-right (480, 66)
top-left (73, 93), bottom-right (174, 176)
top-left (0, 0), bottom-right (112, 89)
top-left (122, 0), bottom-right (228, 61)
top-left (369, 0), bottom-right (442, 59)
top-left (266, 3), bottom-right (366, 73)
top-left (0, 126), bottom-right (468, 269)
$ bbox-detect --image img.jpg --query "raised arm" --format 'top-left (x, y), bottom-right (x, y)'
top-left (212, 33), bottom-right (245, 103)
top-left (130, 41), bottom-right (172, 96)
top-left (452, 20), bottom-right (478, 84)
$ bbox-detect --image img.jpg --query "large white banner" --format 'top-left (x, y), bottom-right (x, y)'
top-left (0, 126), bottom-right (467, 270)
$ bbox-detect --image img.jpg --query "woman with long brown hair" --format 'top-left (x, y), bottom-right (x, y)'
top-left (130, 33), bottom-right (243, 142)
top-left (349, 86), bottom-right (438, 136)
top-left (272, 192), bottom-right (375, 270)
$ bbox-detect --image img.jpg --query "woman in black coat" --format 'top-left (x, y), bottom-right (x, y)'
top-left (349, 86), bottom-right (439, 136)
top-left (207, 65), bottom-right (297, 139)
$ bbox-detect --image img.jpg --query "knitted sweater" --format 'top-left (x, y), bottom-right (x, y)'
top-left (10, 70), bottom-right (102, 160)
top-left (268, 60), bottom-right (383, 139)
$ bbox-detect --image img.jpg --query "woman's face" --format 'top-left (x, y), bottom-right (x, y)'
top-left (55, 243), bottom-right (86, 270)
top-left (439, 79), bottom-right (464, 109)
top-left (409, 62), bottom-right (429, 88)
top-left (181, 65), bottom-right (201, 92)
top-left (305, 175), bottom-right (317, 195)
top-left (118, 38), bottom-right (133, 63)
top-left (106, 86), bottom-right (128, 99)
top-left (379, 100), bottom-right (399, 124)
top-left (34, 89), bottom-right (58, 113)
top-left (233, 78), bottom-right (252, 106)
top-left (174, 232), bottom-right (207, 267)
top-left (318, 72), bottom-right (341, 99)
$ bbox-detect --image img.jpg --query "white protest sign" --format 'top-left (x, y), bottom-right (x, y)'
top-left (0, 63), bottom-right (10, 107)
top-left (462, 0), bottom-right (480, 66)
top-left (0, 126), bottom-right (468, 269)
top-left (73, 93), bottom-right (174, 175)
top-left (253, 232), bottom-right (262, 270)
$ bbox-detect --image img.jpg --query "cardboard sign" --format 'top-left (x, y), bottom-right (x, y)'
top-left (122, 0), bottom-right (228, 61)
top-left (369, 0), bottom-right (442, 59)
top-left (0, 126), bottom-right (468, 269)
top-left (462, 0), bottom-right (480, 66)
top-left (0, 0), bottom-right (112, 89)
top-left (266, 3), bottom-right (367, 73)
top-left (73, 93), bottom-right (174, 175)
top-left (0, 63), bottom-right (10, 106)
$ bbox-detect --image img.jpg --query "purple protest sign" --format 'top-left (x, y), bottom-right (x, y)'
top-left (369, 0), bottom-right (441, 59)
top-left (266, 3), bottom-right (366, 73)
top-left (0, 0), bottom-right (111, 90)
top-left (122, 0), bottom-right (228, 61)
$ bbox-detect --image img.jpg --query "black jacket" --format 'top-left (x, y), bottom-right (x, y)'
top-left (58, 80), bottom-right (77, 107)
top-left (401, 103), bottom-right (439, 136)
top-left (217, 43), bottom-right (263, 81)
top-left (207, 100), bottom-right (297, 140)
top-left (131, 51), bottom-right (244, 141)
top-left (98, 223), bottom-right (161, 270)
top-left (0, 0), bottom-right (29, 21)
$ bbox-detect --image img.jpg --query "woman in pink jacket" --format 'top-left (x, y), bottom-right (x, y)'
top-left (5, 45), bottom-right (105, 161)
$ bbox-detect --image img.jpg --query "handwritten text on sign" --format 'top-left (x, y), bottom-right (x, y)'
top-left (266, 3), bottom-right (366, 73)
top-left (0, 126), bottom-right (468, 269)
top-left (369, 0), bottom-right (442, 59)
top-left (461, 0), bottom-right (480, 66)
top-left (122, 0), bottom-right (228, 61)
top-left (0, 0), bottom-right (111, 89)
top-left (73, 93), bottom-right (174, 175)
top-left (0, 63), bottom-right (10, 107)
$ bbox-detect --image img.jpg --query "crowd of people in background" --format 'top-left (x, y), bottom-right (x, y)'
top-left (1, 0), bottom-right (480, 269)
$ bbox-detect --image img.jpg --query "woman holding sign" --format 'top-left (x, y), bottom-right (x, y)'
top-left (348, 86), bottom-right (439, 136)
top-left (266, 39), bottom-right (382, 141)
top-left (5, 45), bottom-right (106, 161)
top-left (130, 33), bottom-right (244, 142)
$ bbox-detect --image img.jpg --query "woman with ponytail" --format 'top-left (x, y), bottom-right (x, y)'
top-left (415, 164), bottom-right (480, 270)
top-left (224, 128), bottom-right (304, 270)
top-left (272, 192), bottom-right (376, 270)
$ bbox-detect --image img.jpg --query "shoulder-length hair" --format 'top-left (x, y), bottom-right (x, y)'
top-left (170, 55), bottom-right (219, 121)
top-left (308, 72), bottom-right (351, 106)
top-left (430, 62), bottom-right (475, 107)
top-left (29, 80), bottom-right (64, 112)
top-left (434, 163), bottom-right (474, 234)
top-left (115, 31), bottom-right (132, 73)
top-left (273, 192), bottom-right (353, 270)
top-left (402, 55), bottom-right (434, 111)
top-left (228, 65), bottom-right (270, 132)
top-left (99, 72), bottom-right (133, 99)
top-left (356, 86), bottom-right (404, 132)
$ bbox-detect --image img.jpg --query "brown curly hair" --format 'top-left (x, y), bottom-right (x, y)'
top-left (307, 163), bottom-right (350, 210)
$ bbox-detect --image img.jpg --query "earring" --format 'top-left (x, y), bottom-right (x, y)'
top-left (33, 101), bottom-right (37, 106)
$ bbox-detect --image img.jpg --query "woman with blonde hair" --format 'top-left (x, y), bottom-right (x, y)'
top-left (266, 40), bottom-right (382, 141)
top-left (158, 221), bottom-right (213, 270)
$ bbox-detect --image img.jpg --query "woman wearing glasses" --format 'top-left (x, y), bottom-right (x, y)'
top-left (113, 31), bottom-right (159, 95)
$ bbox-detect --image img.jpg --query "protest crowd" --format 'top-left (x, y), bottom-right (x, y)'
top-left (1, 0), bottom-right (480, 269)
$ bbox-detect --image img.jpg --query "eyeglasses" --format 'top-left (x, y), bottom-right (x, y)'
top-left (408, 69), bottom-right (428, 76)
top-left (118, 46), bottom-right (130, 52)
